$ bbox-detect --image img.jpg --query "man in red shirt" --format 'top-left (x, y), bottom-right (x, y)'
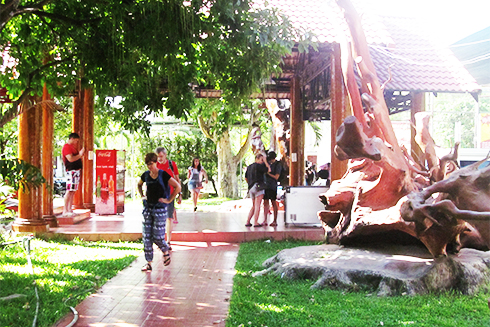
top-left (156, 147), bottom-right (181, 249)
top-left (62, 133), bottom-right (85, 216)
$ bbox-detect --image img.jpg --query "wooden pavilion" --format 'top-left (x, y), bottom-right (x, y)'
top-left (6, 0), bottom-right (480, 233)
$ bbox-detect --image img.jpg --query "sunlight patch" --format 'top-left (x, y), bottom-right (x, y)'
top-left (256, 303), bottom-right (285, 313)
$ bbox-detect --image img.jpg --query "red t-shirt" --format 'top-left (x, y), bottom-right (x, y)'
top-left (156, 160), bottom-right (179, 193)
top-left (62, 143), bottom-right (82, 171)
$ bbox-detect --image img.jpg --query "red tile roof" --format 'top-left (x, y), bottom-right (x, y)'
top-left (260, 0), bottom-right (481, 94)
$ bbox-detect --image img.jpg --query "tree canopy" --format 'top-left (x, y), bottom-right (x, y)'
top-left (1, 0), bottom-right (307, 133)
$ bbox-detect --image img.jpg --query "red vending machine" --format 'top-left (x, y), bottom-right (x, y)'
top-left (95, 150), bottom-right (126, 214)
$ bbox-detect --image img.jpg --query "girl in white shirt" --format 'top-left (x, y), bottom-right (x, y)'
top-left (187, 157), bottom-right (208, 212)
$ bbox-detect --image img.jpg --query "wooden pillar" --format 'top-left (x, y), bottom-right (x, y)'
top-left (13, 99), bottom-right (48, 233)
top-left (330, 43), bottom-right (348, 181)
top-left (17, 103), bottom-right (32, 220)
top-left (411, 92), bottom-right (425, 167)
top-left (42, 85), bottom-right (56, 226)
top-left (289, 75), bottom-right (305, 186)
top-left (72, 85), bottom-right (85, 208)
top-left (83, 87), bottom-right (95, 211)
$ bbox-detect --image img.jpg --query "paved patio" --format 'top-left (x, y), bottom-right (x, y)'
top-left (51, 199), bottom-right (324, 326)
top-left (49, 199), bottom-right (325, 243)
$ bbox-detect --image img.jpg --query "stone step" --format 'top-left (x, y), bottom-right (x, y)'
top-left (56, 209), bottom-right (91, 225)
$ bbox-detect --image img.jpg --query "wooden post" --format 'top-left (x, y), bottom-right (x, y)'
top-left (411, 92), bottom-right (425, 167)
top-left (289, 75), bottom-right (305, 186)
top-left (13, 98), bottom-right (48, 233)
top-left (72, 85), bottom-right (85, 208)
top-left (17, 103), bottom-right (32, 220)
top-left (83, 87), bottom-right (95, 211)
top-left (330, 43), bottom-right (348, 181)
top-left (42, 84), bottom-right (57, 226)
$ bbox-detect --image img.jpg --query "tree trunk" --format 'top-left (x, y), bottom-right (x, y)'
top-left (216, 130), bottom-right (239, 198)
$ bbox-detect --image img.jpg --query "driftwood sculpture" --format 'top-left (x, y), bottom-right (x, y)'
top-left (318, 0), bottom-right (490, 257)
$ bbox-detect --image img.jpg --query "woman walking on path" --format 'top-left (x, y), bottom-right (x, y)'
top-left (187, 157), bottom-right (208, 212)
top-left (245, 153), bottom-right (270, 227)
top-left (138, 153), bottom-right (181, 271)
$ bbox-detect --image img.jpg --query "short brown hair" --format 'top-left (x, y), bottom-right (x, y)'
top-left (145, 153), bottom-right (157, 164)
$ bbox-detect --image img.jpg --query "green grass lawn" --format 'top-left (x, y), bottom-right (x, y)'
top-left (0, 237), bottom-right (141, 327)
top-left (227, 240), bottom-right (490, 327)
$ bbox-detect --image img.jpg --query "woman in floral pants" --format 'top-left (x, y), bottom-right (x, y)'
top-left (138, 153), bottom-right (181, 271)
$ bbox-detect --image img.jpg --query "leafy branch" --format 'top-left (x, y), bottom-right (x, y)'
top-left (0, 158), bottom-right (46, 192)
top-left (1, 0), bottom-right (53, 32)
top-left (0, 56), bottom-right (73, 128)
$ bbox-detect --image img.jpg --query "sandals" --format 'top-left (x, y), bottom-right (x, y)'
top-left (245, 223), bottom-right (252, 227)
top-left (163, 253), bottom-right (171, 266)
top-left (141, 263), bottom-right (152, 271)
top-left (269, 222), bottom-right (278, 227)
top-left (253, 223), bottom-right (263, 227)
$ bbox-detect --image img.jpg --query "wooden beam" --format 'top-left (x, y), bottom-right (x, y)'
top-left (42, 84), bottom-right (55, 225)
top-left (330, 43), bottom-right (348, 181)
top-left (72, 84), bottom-right (84, 209)
top-left (289, 75), bottom-right (305, 186)
top-left (83, 87), bottom-right (95, 211)
top-left (300, 54), bottom-right (331, 86)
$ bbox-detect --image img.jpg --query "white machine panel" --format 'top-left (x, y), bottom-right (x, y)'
top-left (285, 186), bottom-right (328, 226)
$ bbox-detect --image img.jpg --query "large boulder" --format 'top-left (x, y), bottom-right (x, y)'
top-left (255, 244), bottom-right (490, 296)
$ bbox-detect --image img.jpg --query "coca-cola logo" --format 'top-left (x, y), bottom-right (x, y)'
top-left (98, 152), bottom-right (112, 157)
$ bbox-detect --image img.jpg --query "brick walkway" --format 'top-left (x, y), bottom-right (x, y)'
top-left (52, 199), bottom-right (324, 326)
top-left (54, 242), bottom-right (238, 327)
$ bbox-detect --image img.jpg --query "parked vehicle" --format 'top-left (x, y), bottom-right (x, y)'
top-left (54, 177), bottom-right (67, 197)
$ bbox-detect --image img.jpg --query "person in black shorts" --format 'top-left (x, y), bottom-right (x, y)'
top-left (262, 151), bottom-right (282, 227)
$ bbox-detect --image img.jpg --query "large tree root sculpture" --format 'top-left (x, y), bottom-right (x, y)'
top-left (318, 0), bottom-right (490, 258)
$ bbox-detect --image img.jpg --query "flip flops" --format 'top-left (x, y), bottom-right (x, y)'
top-left (245, 223), bottom-right (252, 227)
top-left (141, 263), bottom-right (152, 271)
top-left (163, 253), bottom-right (171, 266)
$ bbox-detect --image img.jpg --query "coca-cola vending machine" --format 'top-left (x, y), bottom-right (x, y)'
top-left (95, 150), bottom-right (126, 214)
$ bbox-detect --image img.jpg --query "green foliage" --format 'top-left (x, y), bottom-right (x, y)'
top-left (0, 238), bottom-right (141, 327)
top-left (228, 240), bottom-right (490, 327)
top-left (0, 158), bottom-right (45, 192)
top-left (191, 98), bottom-right (268, 140)
top-left (431, 94), bottom-right (477, 148)
top-left (0, 118), bottom-right (18, 158)
top-left (1, 0), bottom-right (309, 133)
top-left (480, 96), bottom-right (490, 113)
top-left (136, 129), bottom-right (218, 194)
top-left (0, 183), bottom-right (14, 219)
top-left (52, 97), bottom-right (73, 158)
